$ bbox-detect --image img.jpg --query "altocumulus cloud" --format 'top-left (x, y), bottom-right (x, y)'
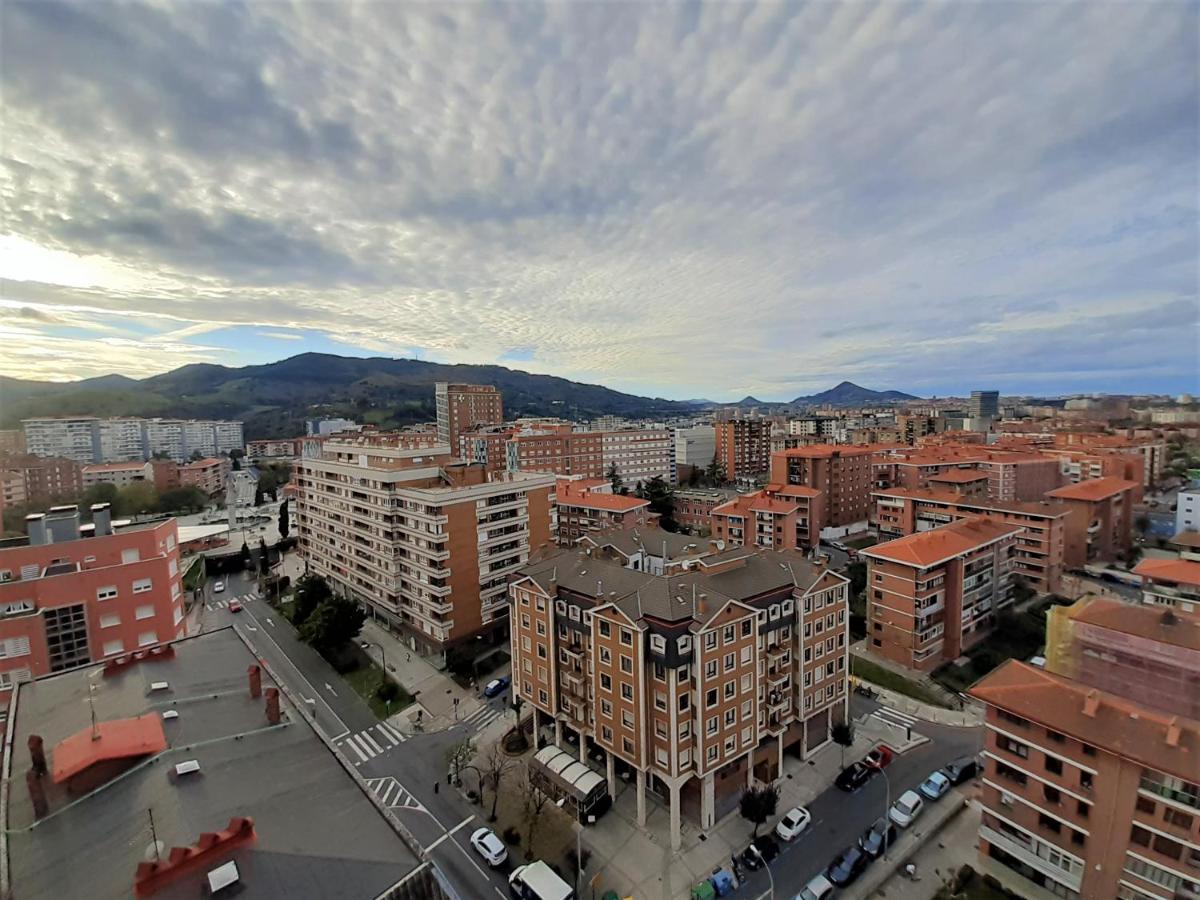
top-left (0, 1), bottom-right (1196, 396)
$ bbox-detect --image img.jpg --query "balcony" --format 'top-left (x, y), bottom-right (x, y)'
top-left (766, 668), bottom-right (789, 687)
top-left (978, 824), bottom-right (1082, 893)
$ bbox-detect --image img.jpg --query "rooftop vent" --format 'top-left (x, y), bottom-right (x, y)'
top-left (162, 710), bottom-right (179, 721)
top-left (174, 760), bottom-right (201, 776)
top-left (150, 681), bottom-right (170, 692)
top-left (207, 860), bottom-right (241, 894)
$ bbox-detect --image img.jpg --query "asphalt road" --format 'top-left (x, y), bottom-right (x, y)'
top-left (197, 570), bottom-right (512, 900)
top-left (735, 706), bottom-right (981, 898)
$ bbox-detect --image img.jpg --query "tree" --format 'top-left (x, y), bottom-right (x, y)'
top-left (1134, 514), bottom-right (1151, 539)
top-left (846, 561), bottom-right (867, 599)
top-left (258, 538), bottom-right (270, 577)
top-left (159, 486), bottom-right (208, 513)
top-left (704, 457), bottom-right (726, 487)
top-left (82, 482), bottom-right (119, 511)
top-left (232, 455), bottom-right (242, 471)
top-left (292, 574), bottom-right (332, 625)
top-left (445, 737), bottom-right (476, 787)
top-left (738, 784), bottom-right (779, 837)
top-left (521, 767), bottom-right (556, 859)
top-left (832, 721), bottom-right (856, 767)
top-left (298, 597), bottom-right (366, 657)
top-left (118, 482), bottom-right (159, 517)
top-left (640, 475), bottom-right (677, 532)
top-left (605, 462), bottom-right (623, 494)
top-left (278, 499), bottom-right (290, 540)
top-left (482, 741), bottom-right (518, 822)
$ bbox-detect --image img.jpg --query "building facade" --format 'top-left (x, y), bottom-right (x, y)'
top-left (602, 429), bottom-right (674, 487)
top-left (674, 426), bottom-right (716, 483)
top-left (246, 438), bottom-right (302, 460)
top-left (81, 461), bottom-right (155, 490)
top-left (673, 488), bottom-right (737, 534)
top-left (714, 420), bottom-right (770, 483)
top-left (1132, 558), bottom-right (1200, 618)
top-left (508, 545), bottom-right (850, 851)
top-left (711, 485), bottom-right (825, 551)
top-left (507, 427), bottom-right (605, 479)
top-left (862, 517), bottom-right (1022, 671)
top-left (769, 445), bottom-right (874, 532)
top-left (294, 436), bottom-right (554, 653)
top-left (0, 456), bottom-right (82, 509)
top-left (178, 457), bottom-right (231, 495)
top-left (554, 478), bottom-right (651, 545)
top-left (435, 383), bottom-right (503, 453)
top-left (1177, 488), bottom-right (1200, 536)
top-left (22, 417), bottom-right (244, 464)
top-left (1045, 477), bottom-right (1137, 568)
top-left (969, 390), bottom-right (1000, 420)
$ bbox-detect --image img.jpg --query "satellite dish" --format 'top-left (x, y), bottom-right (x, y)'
top-left (144, 840), bottom-right (165, 862)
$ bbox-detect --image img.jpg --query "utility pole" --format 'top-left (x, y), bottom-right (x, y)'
top-left (148, 808), bottom-right (161, 862)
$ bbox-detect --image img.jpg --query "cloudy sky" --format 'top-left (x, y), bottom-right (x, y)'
top-left (1, 2), bottom-right (1196, 401)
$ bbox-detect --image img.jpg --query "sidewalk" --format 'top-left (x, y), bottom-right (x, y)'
top-left (857, 796), bottom-right (981, 900)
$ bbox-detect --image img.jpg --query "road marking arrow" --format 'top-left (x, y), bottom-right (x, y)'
top-left (324, 683), bottom-right (338, 696)
top-left (265, 617), bottom-right (275, 627)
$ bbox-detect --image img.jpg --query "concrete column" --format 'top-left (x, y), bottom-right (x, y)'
top-left (555, 719), bottom-right (563, 749)
top-left (532, 706), bottom-right (540, 742)
top-left (777, 737), bottom-right (784, 775)
top-left (700, 773), bottom-right (715, 828)
top-left (606, 752), bottom-right (616, 798)
top-left (636, 768), bottom-right (647, 826)
top-left (579, 734), bottom-right (588, 763)
top-left (669, 779), bottom-right (682, 851)
top-left (746, 746), bottom-right (755, 788)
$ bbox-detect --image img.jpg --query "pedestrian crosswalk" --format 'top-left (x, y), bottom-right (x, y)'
top-left (206, 592), bottom-right (259, 611)
top-left (364, 776), bottom-right (425, 812)
top-left (871, 705), bottom-right (920, 729)
top-left (459, 704), bottom-right (503, 733)
top-left (337, 721), bottom-right (406, 765)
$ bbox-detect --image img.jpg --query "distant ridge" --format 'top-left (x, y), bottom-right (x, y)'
top-left (793, 381), bottom-right (918, 406)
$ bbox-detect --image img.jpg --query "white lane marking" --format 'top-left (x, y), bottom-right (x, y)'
top-left (265, 617), bottom-right (275, 627)
top-left (350, 734), bottom-right (377, 759)
top-left (341, 737), bottom-right (367, 763)
top-left (360, 731), bottom-right (384, 755)
top-left (424, 816), bottom-right (476, 853)
top-left (381, 781), bottom-right (400, 806)
top-left (376, 724), bottom-right (399, 747)
top-left (324, 682), bottom-right (338, 696)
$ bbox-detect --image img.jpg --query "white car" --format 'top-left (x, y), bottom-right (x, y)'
top-left (470, 826), bottom-right (508, 867)
top-left (213, 581), bottom-right (225, 593)
top-left (795, 872), bottom-right (835, 900)
top-left (889, 790), bottom-right (925, 828)
top-left (775, 806), bottom-right (812, 841)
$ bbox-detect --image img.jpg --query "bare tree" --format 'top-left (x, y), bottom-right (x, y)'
top-left (521, 767), bottom-right (556, 861)
top-left (482, 741), bottom-right (518, 822)
top-left (444, 737), bottom-right (476, 786)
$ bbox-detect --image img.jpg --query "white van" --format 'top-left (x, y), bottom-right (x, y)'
top-left (509, 860), bottom-right (574, 900)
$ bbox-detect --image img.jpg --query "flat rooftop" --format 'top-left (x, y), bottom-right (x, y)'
top-left (4, 627), bottom-right (419, 900)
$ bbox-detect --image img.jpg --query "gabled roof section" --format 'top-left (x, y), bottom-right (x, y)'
top-left (1133, 557), bottom-right (1200, 588)
top-left (1046, 476), bottom-right (1138, 502)
top-left (862, 517), bottom-right (1022, 568)
top-left (53, 714), bottom-right (167, 783)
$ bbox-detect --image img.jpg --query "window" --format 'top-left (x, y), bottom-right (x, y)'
top-left (707, 745), bottom-right (718, 762)
top-left (998, 736), bottom-right (1029, 759)
top-left (102, 639), bottom-right (124, 656)
top-left (536, 621), bottom-right (546, 636)
top-left (653, 662), bottom-right (665, 681)
top-left (135, 604), bottom-right (155, 621)
top-left (723, 625), bottom-right (735, 644)
top-left (740, 646), bottom-right (752, 664)
top-left (99, 613), bottom-right (120, 628)
top-left (0, 637), bottom-right (31, 659)
top-left (1136, 796), bottom-right (1156, 814)
top-left (1046, 729), bottom-right (1065, 744)
top-left (620, 655), bottom-right (633, 674)
top-left (602, 726), bottom-right (613, 743)
top-left (679, 693), bottom-right (690, 711)
top-left (599, 620), bottom-right (611, 638)
top-left (724, 736), bottom-right (736, 754)
top-left (654, 691), bottom-right (667, 710)
top-left (1164, 807), bottom-right (1193, 830)
top-left (741, 673), bottom-right (752, 693)
top-left (121, 548), bottom-right (139, 564)
top-left (601, 699), bottom-right (613, 718)
top-left (97, 586), bottom-right (118, 601)
top-left (742, 700), bottom-right (752, 719)
top-left (600, 674), bottom-right (612, 691)
top-left (137, 631), bottom-right (158, 648)
top-left (619, 628), bottom-right (633, 646)
top-left (998, 710), bottom-right (1029, 728)
top-left (1043, 785), bottom-right (1061, 804)
top-left (621, 683), bottom-right (633, 700)
top-left (600, 646), bottom-right (612, 664)
top-left (707, 716), bottom-right (718, 735)
top-left (1151, 833), bottom-right (1183, 860)
top-left (1044, 755), bottom-right (1063, 776)
top-left (724, 652), bottom-right (735, 671)
top-left (724, 709), bottom-right (736, 726)
top-left (705, 660), bottom-right (717, 678)
top-left (132, 578), bottom-right (153, 594)
top-left (706, 688), bottom-right (717, 706)
top-left (741, 619), bottom-right (752, 636)
top-left (539, 689), bottom-right (549, 705)
top-left (651, 634), bottom-right (665, 653)
top-left (1130, 825), bottom-right (1152, 847)
top-left (622, 710), bottom-right (634, 729)
top-left (1037, 813), bottom-right (1061, 834)
top-left (723, 681), bottom-right (735, 699)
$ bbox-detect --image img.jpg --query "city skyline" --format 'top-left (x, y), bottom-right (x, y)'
top-left (1, 2), bottom-right (1197, 400)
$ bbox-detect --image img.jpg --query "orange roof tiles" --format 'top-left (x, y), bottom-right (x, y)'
top-left (776, 444), bottom-right (875, 458)
top-left (1065, 595), bottom-right (1200, 651)
top-left (872, 486), bottom-right (1070, 517)
top-left (556, 481), bottom-right (650, 512)
top-left (928, 469), bottom-right (989, 483)
top-left (1133, 557), bottom-right (1200, 587)
top-left (748, 497), bottom-right (799, 514)
top-left (53, 714), bottom-right (167, 783)
top-left (82, 461), bottom-right (148, 473)
top-left (969, 660), bottom-right (1198, 781)
top-left (862, 516), bottom-right (1022, 568)
top-left (1046, 476), bottom-right (1139, 502)
top-left (773, 484), bottom-right (821, 499)
top-left (1169, 531), bottom-right (1200, 550)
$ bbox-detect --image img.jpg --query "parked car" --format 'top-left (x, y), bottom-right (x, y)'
top-left (795, 872), bottom-right (836, 900)
top-left (826, 845), bottom-right (869, 886)
top-left (857, 817), bottom-right (897, 859)
top-left (889, 790), bottom-right (925, 828)
top-left (941, 755), bottom-right (979, 786)
top-left (834, 762), bottom-right (874, 792)
top-left (919, 770), bottom-right (952, 801)
top-left (228, 600), bottom-right (243, 613)
top-left (862, 745), bottom-right (894, 769)
top-left (740, 834), bottom-right (779, 870)
top-left (213, 581), bottom-right (225, 593)
top-left (470, 827), bottom-right (508, 867)
top-left (775, 806), bottom-right (811, 842)
top-left (483, 676), bottom-right (511, 698)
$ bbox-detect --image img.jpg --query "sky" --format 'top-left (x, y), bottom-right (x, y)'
top-left (1, 1), bottom-right (1197, 402)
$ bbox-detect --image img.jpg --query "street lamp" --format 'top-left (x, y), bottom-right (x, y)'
top-left (748, 843), bottom-right (774, 900)
top-left (878, 768), bottom-right (892, 859)
top-left (555, 798), bottom-right (593, 895)
top-left (360, 640), bottom-right (386, 691)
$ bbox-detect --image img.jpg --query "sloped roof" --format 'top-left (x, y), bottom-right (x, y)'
top-left (53, 714), bottom-right (167, 783)
top-left (1133, 557), bottom-right (1200, 587)
top-left (1046, 477), bottom-right (1139, 502)
top-left (928, 469), bottom-right (988, 483)
top-left (862, 517), bottom-right (1022, 568)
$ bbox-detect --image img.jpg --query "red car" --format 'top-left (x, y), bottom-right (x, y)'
top-left (863, 745), bottom-right (894, 769)
top-left (229, 600), bottom-right (243, 613)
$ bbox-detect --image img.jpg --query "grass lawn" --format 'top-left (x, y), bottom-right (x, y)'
top-left (851, 656), bottom-right (951, 707)
top-left (341, 663), bottom-right (415, 720)
top-left (844, 534), bottom-right (879, 550)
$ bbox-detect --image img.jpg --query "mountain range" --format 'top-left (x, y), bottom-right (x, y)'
top-left (0, 355), bottom-right (918, 439)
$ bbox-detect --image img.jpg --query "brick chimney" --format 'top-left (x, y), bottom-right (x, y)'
top-left (27, 769), bottom-right (47, 819)
top-left (28, 734), bottom-right (47, 776)
top-left (265, 687), bottom-right (281, 725)
top-left (247, 664), bottom-right (262, 699)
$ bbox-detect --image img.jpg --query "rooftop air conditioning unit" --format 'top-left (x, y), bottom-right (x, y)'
top-left (174, 760), bottom-right (201, 776)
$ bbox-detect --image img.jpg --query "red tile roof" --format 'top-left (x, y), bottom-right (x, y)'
top-left (1064, 595), bottom-right (1200, 651)
top-left (1046, 476), bottom-right (1138, 502)
top-left (556, 481), bottom-right (650, 512)
top-left (53, 714), bottom-right (168, 783)
top-left (928, 469), bottom-right (988, 483)
top-left (862, 516), bottom-right (1022, 568)
top-left (748, 497), bottom-right (799, 514)
top-left (776, 444), bottom-right (876, 459)
top-left (773, 484), bottom-right (821, 499)
top-left (82, 461), bottom-right (149, 473)
top-left (1133, 557), bottom-right (1200, 588)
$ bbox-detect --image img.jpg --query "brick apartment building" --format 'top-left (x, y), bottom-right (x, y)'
top-left (711, 484), bottom-right (825, 551)
top-left (0, 505), bottom-right (186, 701)
top-left (81, 461), bottom-right (155, 490)
top-left (769, 445), bottom-right (874, 531)
top-left (0, 430), bottom-right (26, 456)
top-left (178, 457), bottom-right (230, 496)
top-left (714, 420), bottom-right (770, 482)
top-left (970, 647), bottom-right (1199, 898)
top-left (1, 455), bottom-right (82, 511)
top-left (294, 435), bottom-right (554, 654)
top-left (508, 544), bottom-right (850, 850)
top-left (1132, 557), bottom-right (1200, 618)
top-left (1046, 477), bottom-right (1138, 568)
top-left (435, 382), bottom-right (503, 453)
top-left (246, 438), bottom-right (301, 460)
top-left (554, 478), bottom-right (651, 545)
top-left (1052, 432), bottom-right (1167, 486)
top-left (871, 487), bottom-right (1069, 594)
top-left (458, 425), bottom-right (517, 474)
top-left (873, 447), bottom-right (1062, 504)
top-left (507, 426), bottom-right (606, 479)
top-left (673, 488), bottom-right (737, 534)
top-left (862, 517), bottom-right (1021, 671)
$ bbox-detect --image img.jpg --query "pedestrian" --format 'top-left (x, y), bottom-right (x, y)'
top-left (433, 781), bottom-right (439, 795)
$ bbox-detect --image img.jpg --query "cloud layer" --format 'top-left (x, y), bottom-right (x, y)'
top-left (1, 1), bottom-right (1196, 397)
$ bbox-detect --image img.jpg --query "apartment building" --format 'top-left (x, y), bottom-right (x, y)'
top-left (0, 505), bottom-right (186, 700)
top-left (246, 438), bottom-right (301, 460)
top-left (862, 517), bottom-right (1022, 671)
top-left (969, 390), bottom-right (1000, 420)
top-left (1052, 433), bottom-right (1167, 486)
top-left (873, 447), bottom-right (1062, 504)
top-left (896, 414), bottom-right (945, 444)
top-left (714, 420), bottom-right (770, 482)
top-left (554, 478), bottom-right (651, 545)
top-left (508, 544), bottom-right (850, 851)
top-left (711, 484), bottom-right (825, 551)
top-left (458, 425), bottom-right (517, 474)
top-left (305, 417), bottom-right (359, 436)
top-left (673, 426), bottom-right (716, 484)
top-left (178, 457), bottom-right (230, 495)
top-left (674, 488), bottom-right (737, 534)
top-left (872, 487), bottom-right (1068, 593)
top-left (435, 383), bottom-right (503, 453)
top-left (22, 418), bottom-right (101, 465)
top-left (1041, 447), bottom-right (1145, 494)
top-left (1046, 477), bottom-right (1137, 568)
top-left (769, 445), bottom-right (874, 532)
top-left (294, 436), bottom-right (554, 653)
top-left (1177, 488), bottom-right (1200, 535)
top-left (507, 427), bottom-right (605, 479)
top-left (0, 456), bottom-right (82, 509)
top-left (1132, 558), bottom-right (1200, 618)
top-left (969, 660), bottom-right (1200, 900)
top-left (0, 430), bottom-right (26, 455)
top-left (602, 429), bottom-right (674, 487)
top-left (22, 417), bottom-right (245, 464)
top-left (81, 461), bottom-right (155, 490)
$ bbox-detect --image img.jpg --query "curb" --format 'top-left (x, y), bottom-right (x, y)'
top-left (847, 794), bottom-right (971, 899)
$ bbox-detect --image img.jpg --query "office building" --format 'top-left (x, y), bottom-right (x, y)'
top-left (554, 478), bottom-right (651, 545)
top-left (769, 445), bottom-right (874, 532)
top-left (0, 506), bottom-right (186, 699)
top-left (862, 517), bottom-right (1022, 671)
top-left (674, 425), bottom-right (716, 483)
top-left (714, 420), bottom-right (770, 482)
top-left (295, 435), bottom-right (554, 654)
top-left (509, 544), bottom-right (850, 850)
top-left (969, 390), bottom-right (1000, 420)
top-left (602, 428), bottom-right (674, 487)
top-left (1045, 477), bottom-right (1138, 567)
top-left (435, 383), bottom-right (503, 453)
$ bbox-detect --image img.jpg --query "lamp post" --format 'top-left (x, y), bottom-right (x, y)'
top-left (360, 640), bottom-right (386, 690)
top-left (556, 798), bottom-right (592, 895)
top-left (878, 768), bottom-right (892, 859)
top-left (748, 844), bottom-right (774, 900)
